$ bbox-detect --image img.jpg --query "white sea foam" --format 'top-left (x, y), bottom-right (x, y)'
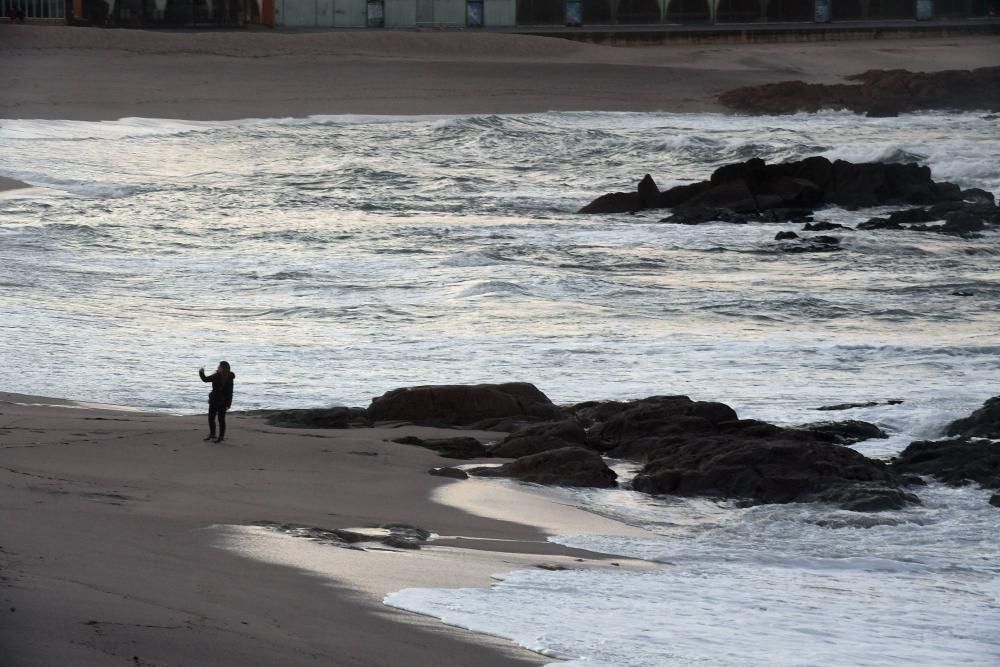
top-left (6, 110), bottom-right (999, 666)
top-left (388, 484), bottom-right (1000, 667)
top-left (455, 279), bottom-right (529, 298)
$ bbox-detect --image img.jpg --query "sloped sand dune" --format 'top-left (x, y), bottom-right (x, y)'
top-left (1, 25), bottom-right (997, 119)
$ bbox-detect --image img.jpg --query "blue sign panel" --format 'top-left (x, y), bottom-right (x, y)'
top-left (814, 0), bottom-right (831, 22)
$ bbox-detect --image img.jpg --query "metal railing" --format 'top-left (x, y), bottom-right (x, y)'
top-left (2, 0), bottom-right (66, 19)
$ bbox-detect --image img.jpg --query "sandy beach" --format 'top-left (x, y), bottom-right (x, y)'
top-left (0, 26), bottom-right (997, 120)
top-left (0, 392), bottom-right (655, 665)
top-left (3, 23), bottom-right (999, 667)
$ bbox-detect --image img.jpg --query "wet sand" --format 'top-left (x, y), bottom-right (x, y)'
top-left (0, 25), bottom-right (997, 120)
top-left (0, 393), bottom-right (653, 666)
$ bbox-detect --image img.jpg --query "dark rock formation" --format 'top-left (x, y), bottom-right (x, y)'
top-left (392, 436), bottom-right (488, 460)
top-left (368, 383), bottom-right (564, 427)
top-left (946, 396), bottom-right (1000, 438)
top-left (580, 156), bottom-right (998, 238)
top-left (638, 173), bottom-right (660, 209)
top-left (803, 221), bottom-right (850, 232)
top-left (254, 521), bottom-right (431, 550)
top-left (779, 240), bottom-right (843, 254)
top-left (575, 394), bottom-right (913, 511)
top-left (718, 67), bottom-right (1000, 116)
top-left (577, 191), bottom-right (641, 215)
top-left (962, 188), bottom-right (995, 205)
top-left (428, 466), bottom-right (469, 480)
top-left (583, 395), bottom-right (739, 457)
top-left (490, 420), bottom-right (591, 458)
top-left (991, 493), bottom-right (1000, 508)
top-left (578, 173), bottom-right (660, 214)
top-left (890, 438), bottom-right (1000, 490)
top-left (816, 400), bottom-right (903, 411)
top-left (861, 202), bottom-right (1000, 237)
top-left (468, 447), bottom-right (618, 488)
top-left (632, 436), bottom-right (914, 512)
top-left (798, 420), bottom-right (888, 445)
top-left (776, 231), bottom-right (843, 253)
top-left (247, 406), bottom-right (370, 429)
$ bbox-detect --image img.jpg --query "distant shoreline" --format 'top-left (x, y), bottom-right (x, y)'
top-left (1, 25), bottom-right (997, 121)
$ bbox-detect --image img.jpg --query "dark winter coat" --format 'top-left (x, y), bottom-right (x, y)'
top-left (199, 369), bottom-right (235, 409)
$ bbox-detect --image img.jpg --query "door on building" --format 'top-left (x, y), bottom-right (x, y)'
top-left (416, 0), bottom-right (433, 22)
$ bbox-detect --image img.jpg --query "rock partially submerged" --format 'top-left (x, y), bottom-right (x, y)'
top-left (797, 420), bottom-right (889, 446)
top-left (577, 157), bottom-right (999, 238)
top-left (945, 395), bottom-right (1000, 439)
top-left (476, 394), bottom-right (911, 511)
top-left (253, 521), bottom-right (431, 550)
top-left (468, 447), bottom-right (617, 488)
top-left (890, 438), bottom-right (1000, 492)
top-left (632, 437), bottom-right (913, 512)
top-left (718, 67), bottom-right (1000, 116)
top-left (571, 395), bottom-right (910, 511)
top-left (392, 435), bottom-right (488, 459)
top-left (816, 400), bottom-right (904, 411)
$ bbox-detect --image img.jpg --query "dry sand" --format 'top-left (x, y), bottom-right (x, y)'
top-left (0, 392), bottom-right (655, 666)
top-left (0, 25), bottom-right (997, 120)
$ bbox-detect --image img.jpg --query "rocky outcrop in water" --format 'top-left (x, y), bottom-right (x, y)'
top-left (468, 446), bottom-right (617, 488)
top-left (890, 438), bottom-right (1000, 492)
top-left (631, 436), bottom-right (913, 512)
top-left (717, 67), bottom-right (1000, 116)
top-left (367, 382), bottom-right (565, 428)
top-left (945, 395), bottom-right (1000, 439)
top-left (562, 395), bottom-right (912, 511)
top-left (882, 397), bottom-right (1000, 506)
top-left (796, 420), bottom-right (888, 446)
top-left (577, 157), bottom-right (1000, 238)
top-left (815, 400), bottom-right (904, 411)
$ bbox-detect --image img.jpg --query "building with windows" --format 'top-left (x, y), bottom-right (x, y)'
top-left (2, 0), bottom-right (993, 29)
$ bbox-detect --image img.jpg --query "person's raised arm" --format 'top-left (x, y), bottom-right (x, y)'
top-left (199, 367), bottom-right (212, 382)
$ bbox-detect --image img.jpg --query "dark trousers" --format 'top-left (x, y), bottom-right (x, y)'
top-left (208, 403), bottom-right (228, 439)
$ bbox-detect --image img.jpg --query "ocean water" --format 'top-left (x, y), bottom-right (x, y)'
top-left (3, 111), bottom-right (999, 665)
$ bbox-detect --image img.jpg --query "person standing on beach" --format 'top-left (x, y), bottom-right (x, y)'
top-left (199, 361), bottom-right (234, 442)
